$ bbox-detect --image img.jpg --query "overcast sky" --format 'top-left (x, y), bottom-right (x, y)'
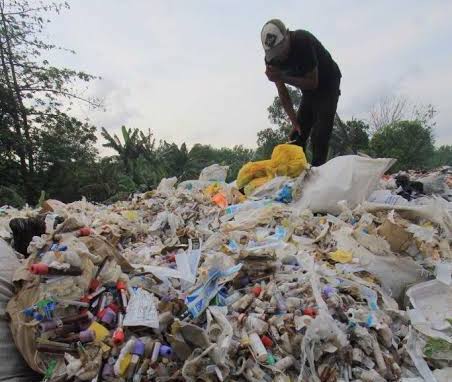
top-left (46, 0), bottom-right (452, 153)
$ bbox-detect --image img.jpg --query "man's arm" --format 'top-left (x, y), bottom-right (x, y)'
top-left (282, 67), bottom-right (318, 90)
top-left (275, 81), bottom-right (300, 131)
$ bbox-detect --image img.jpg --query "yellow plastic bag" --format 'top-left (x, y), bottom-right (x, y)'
top-left (244, 176), bottom-right (271, 196)
top-left (236, 144), bottom-right (308, 191)
top-left (271, 144), bottom-right (308, 177)
top-left (236, 160), bottom-right (273, 189)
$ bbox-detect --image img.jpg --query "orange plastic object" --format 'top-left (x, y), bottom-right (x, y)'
top-left (212, 192), bottom-right (228, 209)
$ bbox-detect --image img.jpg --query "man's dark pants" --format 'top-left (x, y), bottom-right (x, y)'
top-left (293, 86), bottom-right (340, 167)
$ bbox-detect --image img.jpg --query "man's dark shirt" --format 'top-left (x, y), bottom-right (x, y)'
top-left (268, 30), bottom-right (341, 94)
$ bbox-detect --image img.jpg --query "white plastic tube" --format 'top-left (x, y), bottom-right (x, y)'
top-left (249, 332), bottom-right (268, 362)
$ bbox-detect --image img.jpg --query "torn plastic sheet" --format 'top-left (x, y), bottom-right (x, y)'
top-left (332, 227), bottom-right (428, 301)
top-left (185, 263), bottom-right (242, 319)
top-left (407, 309), bottom-right (452, 344)
top-left (368, 189), bottom-right (409, 206)
top-left (406, 280), bottom-right (452, 332)
top-left (406, 224), bottom-right (438, 243)
top-left (198, 164), bottom-right (229, 182)
top-left (406, 327), bottom-right (438, 382)
top-left (178, 239), bottom-right (202, 290)
top-left (155, 177), bottom-right (177, 196)
top-left (131, 263), bottom-right (194, 282)
top-left (249, 176), bottom-right (291, 198)
top-left (436, 262), bottom-right (452, 286)
top-left (362, 196), bottom-right (452, 237)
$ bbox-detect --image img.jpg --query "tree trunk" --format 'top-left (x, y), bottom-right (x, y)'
top-left (0, 3), bottom-right (35, 202)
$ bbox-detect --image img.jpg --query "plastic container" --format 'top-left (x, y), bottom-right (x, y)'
top-left (249, 332), bottom-right (268, 362)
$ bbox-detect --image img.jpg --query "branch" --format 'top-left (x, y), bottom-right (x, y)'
top-left (3, 7), bottom-right (49, 16)
top-left (20, 87), bottom-right (101, 107)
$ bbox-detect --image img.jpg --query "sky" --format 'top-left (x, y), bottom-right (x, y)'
top-left (45, 0), bottom-right (452, 154)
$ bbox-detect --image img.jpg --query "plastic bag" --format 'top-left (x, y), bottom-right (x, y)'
top-left (236, 160), bottom-right (273, 189)
top-left (418, 173), bottom-right (447, 195)
top-left (199, 164), bottom-right (229, 182)
top-left (270, 143), bottom-right (308, 177)
top-left (244, 176), bottom-right (271, 196)
top-left (236, 145), bottom-right (308, 191)
top-left (250, 176), bottom-right (291, 198)
top-left (294, 155), bottom-right (396, 215)
top-left (156, 177), bottom-right (177, 196)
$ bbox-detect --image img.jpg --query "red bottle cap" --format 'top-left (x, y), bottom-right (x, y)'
top-left (112, 328), bottom-right (125, 345)
top-left (78, 227), bottom-right (92, 237)
top-left (261, 335), bottom-right (273, 348)
top-left (30, 263), bottom-right (49, 275)
top-left (116, 280), bottom-right (126, 290)
top-left (303, 307), bottom-right (318, 317)
top-left (251, 286), bottom-right (262, 297)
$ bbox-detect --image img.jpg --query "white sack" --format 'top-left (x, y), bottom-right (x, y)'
top-left (294, 155), bottom-right (395, 215)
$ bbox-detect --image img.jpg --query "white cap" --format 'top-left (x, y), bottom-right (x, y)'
top-left (261, 19), bottom-right (288, 62)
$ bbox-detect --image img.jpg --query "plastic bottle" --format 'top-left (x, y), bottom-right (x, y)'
top-left (100, 307), bottom-right (116, 328)
top-left (231, 294), bottom-right (253, 312)
top-left (249, 332), bottom-right (268, 362)
top-left (151, 341), bottom-right (161, 363)
top-left (57, 329), bottom-right (95, 343)
top-left (112, 313), bottom-right (125, 345)
top-left (273, 288), bottom-right (288, 313)
top-left (245, 316), bottom-right (268, 335)
top-left (274, 356), bottom-right (294, 371)
top-left (116, 280), bottom-right (128, 310)
top-left (127, 339), bottom-right (145, 379)
top-left (30, 263), bottom-right (82, 276)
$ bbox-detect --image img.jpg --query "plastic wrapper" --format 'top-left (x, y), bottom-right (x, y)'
top-left (199, 164), bottom-right (229, 182)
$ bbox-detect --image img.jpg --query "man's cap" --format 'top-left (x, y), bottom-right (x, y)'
top-left (261, 19), bottom-right (288, 62)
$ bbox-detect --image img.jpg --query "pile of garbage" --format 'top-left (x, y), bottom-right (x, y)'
top-left (0, 151), bottom-right (451, 382)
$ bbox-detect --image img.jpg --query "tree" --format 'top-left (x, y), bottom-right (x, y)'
top-left (32, 113), bottom-right (98, 202)
top-left (256, 86), bottom-right (301, 159)
top-left (431, 145), bottom-right (452, 168)
top-left (216, 145), bottom-right (254, 182)
top-left (255, 127), bottom-right (287, 160)
top-left (156, 141), bottom-right (190, 180)
top-left (329, 116), bottom-right (369, 157)
top-left (370, 120), bottom-right (435, 171)
top-left (369, 95), bottom-right (436, 133)
top-left (101, 126), bottom-right (165, 190)
top-left (267, 85), bottom-right (302, 133)
top-left (0, 0), bottom-right (99, 202)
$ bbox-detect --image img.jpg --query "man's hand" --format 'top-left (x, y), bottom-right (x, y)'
top-left (265, 65), bottom-right (282, 82)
